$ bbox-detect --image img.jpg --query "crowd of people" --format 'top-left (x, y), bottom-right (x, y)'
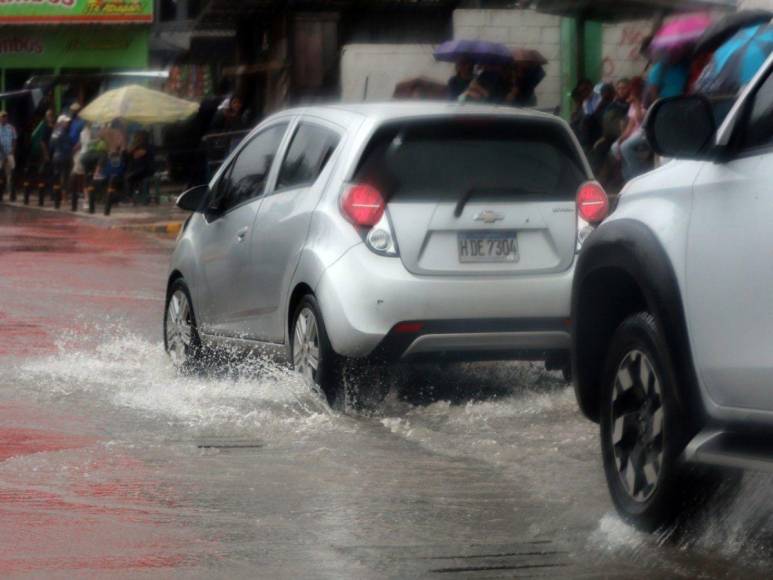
top-left (569, 39), bottom-right (716, 192)
top-left (0, 101), bottom-right (158, 208)
top-left (0, 88), bottom-right (255, 207)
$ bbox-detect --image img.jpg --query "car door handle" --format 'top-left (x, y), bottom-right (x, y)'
top-left (236, 227), bottom-right (249, 243)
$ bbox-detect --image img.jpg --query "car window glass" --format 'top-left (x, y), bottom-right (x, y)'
top-left (742, 71), bottom-right (773, 151)
top-left (276, 123), bottom-right (340, 191)
top-left (212, 123), bottom-right (288, 212)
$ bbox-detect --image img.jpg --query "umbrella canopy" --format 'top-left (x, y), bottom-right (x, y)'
top-left (393, 77), bottom-right (449, 100)
top-left (694, 23), bottom-right (773, 95)
top-left (512, 48), bottom-right (548, 65)
top-left (650, 13), bottom-right (713, 58)
top-left (434, 39), bottom-right (513, 65)
top-left (694, 9), bottom-right (772, 56)
top-left (80, 85), bottom-right (199, 125)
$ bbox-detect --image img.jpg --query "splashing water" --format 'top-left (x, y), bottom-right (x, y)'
top-left (15, 327), bottom-right (339, 443)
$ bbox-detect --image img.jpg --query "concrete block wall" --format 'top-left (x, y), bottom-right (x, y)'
top-left (600, 20), bottom-right (651, 83)
top-left (739, 0), bottom-right (773, 8)
top-left (340, 44), bottom-right (452, 101)
top-left (453, 9), bottom-right (563, 109)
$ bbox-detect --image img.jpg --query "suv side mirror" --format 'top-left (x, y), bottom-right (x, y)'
top-left (645, 95), bottom-right (717, 160)
top-left (176, 184), bottom-right (209, 212)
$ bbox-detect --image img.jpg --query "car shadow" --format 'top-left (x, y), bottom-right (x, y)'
top-left (390, 361), bottom-right (569, 407)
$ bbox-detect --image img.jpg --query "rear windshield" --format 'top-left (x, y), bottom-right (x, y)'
top-left (354, 117), bottom-right (587, 201)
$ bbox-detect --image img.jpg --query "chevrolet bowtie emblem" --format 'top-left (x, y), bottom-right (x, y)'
top-left (473, 210), bottom-right (505, 224)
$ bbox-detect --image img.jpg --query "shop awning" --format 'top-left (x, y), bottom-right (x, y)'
top-left (195, 0), bottom-right (461, 30)
top-left (527, 0), bottom-right (737, 22)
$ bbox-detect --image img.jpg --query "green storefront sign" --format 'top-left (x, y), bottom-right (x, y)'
top-left (0, 28), bottom-right (149, 68)
top-left (0, 0), bottom-right (152, 24)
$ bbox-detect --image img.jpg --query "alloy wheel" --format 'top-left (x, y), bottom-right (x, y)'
top-left (293, 307), bottom-right (320, 385)
top-left (610, 349), bottom-right (665, 503)
top-left (165, 289), bottom-right (194, 367)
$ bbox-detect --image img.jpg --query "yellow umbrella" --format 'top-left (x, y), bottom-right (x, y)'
top-left (80, 84), bottom-right (199, 125)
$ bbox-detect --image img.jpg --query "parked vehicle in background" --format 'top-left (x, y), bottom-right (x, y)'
top-left (572, 54), bottom-right (773, 531)
top-left (165, 102), bottom-right (606, 409)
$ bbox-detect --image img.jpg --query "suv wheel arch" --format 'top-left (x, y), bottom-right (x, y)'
top-left (572, 219), bottom-right (703, 429)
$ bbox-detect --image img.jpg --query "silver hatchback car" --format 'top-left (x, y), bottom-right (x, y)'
top-left (164, 102), bottom-right (604, 407)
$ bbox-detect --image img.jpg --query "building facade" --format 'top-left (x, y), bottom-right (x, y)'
top-left (0, 0), bottom-right (152, 98)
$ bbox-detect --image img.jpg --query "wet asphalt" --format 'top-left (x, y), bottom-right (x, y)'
top-left (1, 204), bottom-right (772, 579)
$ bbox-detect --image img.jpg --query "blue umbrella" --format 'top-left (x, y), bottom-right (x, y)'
top-left (433, 39), bottom-right (514, 65)
top-left (694, 23), bottom-right (773, 95)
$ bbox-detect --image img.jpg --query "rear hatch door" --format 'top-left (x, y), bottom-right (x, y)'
top-left (355, 116), bottom-right (588, 276)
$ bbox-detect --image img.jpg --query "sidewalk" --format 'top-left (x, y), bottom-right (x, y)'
top-left (0, 192), bottom-right (190, 238)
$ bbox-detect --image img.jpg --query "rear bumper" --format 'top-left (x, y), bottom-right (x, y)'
top-left (315, 243), bottom-right (574, 359)
top-left (373, 318), bottom-right (570, 363)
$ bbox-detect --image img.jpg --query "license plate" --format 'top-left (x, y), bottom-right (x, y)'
top-left (458, 231), bottom-right (519, 263)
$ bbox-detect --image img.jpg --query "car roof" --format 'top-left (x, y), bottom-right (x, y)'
top-left (271, 101), bottom-right (560, 127)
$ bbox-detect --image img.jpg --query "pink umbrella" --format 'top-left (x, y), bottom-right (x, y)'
top-left (650, 13), bottom-right (713, 58)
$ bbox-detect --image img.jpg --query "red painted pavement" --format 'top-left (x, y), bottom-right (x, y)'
top-left (0, 208), bottom-right (213, 575)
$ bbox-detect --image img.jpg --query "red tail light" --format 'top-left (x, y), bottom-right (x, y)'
top-left (341, 184), bottom-right (385, 227)
top-left (577, 182), bottom-right (609, 224)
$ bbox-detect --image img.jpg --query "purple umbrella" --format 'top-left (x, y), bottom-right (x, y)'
top-left (434, 39), bottom-right (514, 65)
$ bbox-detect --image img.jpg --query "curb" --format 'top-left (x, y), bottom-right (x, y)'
top-left (111, 221), bottom-right (184, 237)
top-left (1, 200), bottom-right (185, 237)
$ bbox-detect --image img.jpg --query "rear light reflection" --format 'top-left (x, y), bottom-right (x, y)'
top-left (341, 184), bottom-right (385, 227)
top-left (342, 183), bottom-right (399, 257)
top-left (576, 181), bottom-right (609, 224)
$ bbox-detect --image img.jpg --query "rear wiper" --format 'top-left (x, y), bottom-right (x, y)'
top-left (454, 186), bottom-right (546, 218)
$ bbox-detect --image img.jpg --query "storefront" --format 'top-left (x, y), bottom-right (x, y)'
top-left (0, 0), bottom-right (152, 117)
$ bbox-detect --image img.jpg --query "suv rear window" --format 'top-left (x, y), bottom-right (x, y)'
top-left (354, 117), bottom-right (587, 200)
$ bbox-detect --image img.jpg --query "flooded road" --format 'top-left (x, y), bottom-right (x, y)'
top-left (1, 204), bottom-right (772, 578)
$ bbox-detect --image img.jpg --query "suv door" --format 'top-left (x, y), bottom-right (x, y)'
top-left (687, 66), bottom-right (773, 412)
top-left (197, 121), bottom-right (289, 336)
top-left (247, 118), bottom-right (342, 342)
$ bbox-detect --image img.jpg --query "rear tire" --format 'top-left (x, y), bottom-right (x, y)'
top-left (290, 295), bottom-right (389, 411)
top-left (600, 312), bottom-right (701, 532)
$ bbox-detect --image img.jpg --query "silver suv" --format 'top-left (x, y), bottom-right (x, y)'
top-left (573, 55), bottom-right (773, 530)
top-left (164, 103), bottom-right (603, 407)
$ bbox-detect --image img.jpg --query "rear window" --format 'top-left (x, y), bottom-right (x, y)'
top-left (354, 117), bottom-right (587, 200)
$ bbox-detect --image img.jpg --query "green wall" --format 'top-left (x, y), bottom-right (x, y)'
top-left (560, 17), bottom-right (603, 119)
top-left (0, 27), bottom-right (149, 69)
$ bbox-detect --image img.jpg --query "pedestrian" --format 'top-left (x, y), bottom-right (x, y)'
top-left (645, 54), bottom-right (690, 105)
top-left (614, 77), bottom-right (652, 181)
top-left (70, 121), bottom-right (93, 206)
top-left (30, 109), bottom-right (55, 168)
top-left (100, 118), bottom-right (127, 157)
top-left (505, 62), bottom-right (546, 107)
top-left (50, 114), bottom-right (73, 200)
top-left (581, 83), bottom-right (615, 152)
top-left (211, 96), bottom-right (249, 133)
top-left (125, 130), bottom-right (155, 203)
top-left (475, 64), bottom-right (509, 103)
top-left (447, 58), bottom-right (474, 100)
top-left (68, 103), bottom-right (85, 146)
top-left (0, 111), bottom-right (17, 199)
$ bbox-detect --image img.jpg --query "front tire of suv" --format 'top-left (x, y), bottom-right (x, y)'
top-left (600, 312), bottom-right (693, 532)
top-left (290, 295), bottom-right (390, 412)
